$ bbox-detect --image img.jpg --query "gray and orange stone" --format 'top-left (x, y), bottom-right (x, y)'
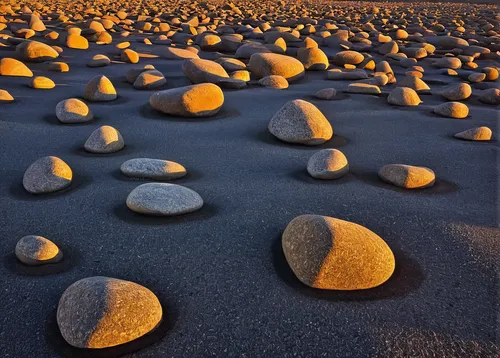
top-left (379, 164), bottom-right (435, 189)
top-left (282, 215), bottom-right (395, 290)
top-left (15, 235), bottom-right (62, 265)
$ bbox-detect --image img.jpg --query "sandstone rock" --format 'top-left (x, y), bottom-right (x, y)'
top-left (57, 277), bottom-right (162, 348)
top-left (126, 183), bottom-right (203, 216)
top-left (379, 164), bottom-right (435, 189)
top-left (0, 89), bottom-right (14, 103)
top-left (282, 215), bottom-right (395, 290)
top-left (307, 149), bottom-right (349, 179)
top-left (66, 34), bottom-right (88, 49)
top-left (454, 127), bottom-right (492, 141)
top-left (121, 49), bottom-right (139, 63)
top-left (268, 99), bottom-right (333, 145)
top-left (30, 76), bottom-right (55, 89)
top-left (15, 235), bottom-right (62, 265)
top-left (84, 125), bottom-right (124, 153)
top-left (56, 98), bottom-right (93, 123)
top-left (83, 75), bottom-right (117, 102)
top-left (121, 158), bottom-right (187, 180)
top-left (150, 83), bottom-right (224, 117)
top-left (433, 102), bottom-right (469, 119)
top-left (23, 156), bottom-right (72, 194)
top-left (387, 87), bottom-right (421, 106)
top-left (0, 58), bottom-right (33, 77)
top-left (249, 53), bottom-right (305, 81)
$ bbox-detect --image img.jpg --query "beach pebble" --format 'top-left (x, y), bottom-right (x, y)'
top-left (84, 125), bottom-right (124, 153)
top-left (121, 49), bottom-right (139, 64)
top-left (297, 47), bottom-right (329, 71)
top-left (161, 47), bottom-right (200, 60)
top-left (83, 75), bottom-right (117, 102)
top-left (0, 89), bottom-right (14, 103)
top-left (433, 102), bottom-right (469, 119)
top-left (121, 158), bottom-right (187, 180)
top-left (482, 67), bottom-right (498, 81)
top-left (315, 88), bottom-right (336, 100)
top-left (126, 183), bottom-right (203, 216)
top-left (439, 83), bottom-right (472, 101)
top-left (15, 235), bottom-right (62, 266)
top-left (327, 69), bottom-right (367, 80)
top-left (478, 88), bottom-right (500, 105)
top-left (307, 149), bottom-right (349, 179)
top-left (150, 83), bottom-right (224, 117)
top-left (387, 87), bottom-right (421, 106)
top-left (397, 76), bottom-right (430, 92)
top-left (230, 70), bottom-right (250, 82)
top-left (48, 62), bottom-right (69, 72)
top-left (347, 83), bottom-right (381, 94)
top-left (332, 50), bottom-right (364, 66)
top-left (87, 54), bottom-right (111, 68)
top-left (57, 277), bottom-right (162, 348)
top-left (56, 98), bottom-right (93, 123)
top-left (258, 75), bottom-right (289, 89)
top-left (133, 70), bottom-right (166, 90)
top-left (30, 76), bottom-right (55, 89)
top-left (16, 40), bottom-right (59, 62)
top-left (379, 164), bottom-right (435, 189)
top-left (282, 215), bottom-right (395, 290)
top-left (66, 34), bottom-right (88, 49)
top-left (182, 58), bottom-right (229, 84)
top-left (0, 58), bottom-right (33, 77)
top-left (23, 156), bottom-right (72, 194)
top-left (268, 99), bottom-right (333, 145)
top-left (433, 57), bottom-right (462, 69)
top-left (454, 127), bottom-right (492, 141)
top-left (249, 53), bottom-right (305, 81)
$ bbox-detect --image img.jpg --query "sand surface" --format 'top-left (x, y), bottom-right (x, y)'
top-left (0, 3), bottom-right (499, 357)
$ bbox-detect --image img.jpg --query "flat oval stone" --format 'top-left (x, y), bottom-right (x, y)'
top-left (15, 235), bottom-right (62, 265)
top-left (379, 164), bottom-right (435, 189)
top-left (23, 156), bottom-right (72, 194)
top-left (121, 158), bottom-right (187, 180)
top-left (56, 98), bottom-right (93, 123)
top-left (126, 183), bottom-right (203, 216)
top-left (282, 215), bottom-right (395, 290)
top-left (57, 276), bottom-right (162, 348)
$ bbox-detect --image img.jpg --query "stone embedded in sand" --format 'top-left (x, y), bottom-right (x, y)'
top-left (23, 156), bottom-right (72, 194)
top-left (126, 183), bottom-right (203, 216)
top-left (30, 76), bottom-right (55, 89)
top-left (379, 164), bottom-right (435, 189)
top-left (468, 73), bottom-right (486, 83)
top-left (315, 88), bottom-right (336, 100)
top-left (150, 83), bottom-right (224, 117)
top-left (439, 83), bottom-right (472, 101)
top-left (87, 54), bottom-right (111, 68)
top-left (347, 83), bottom-right (381, 95)
top-left (307, 149), bottom-right (349, 179)
top-left (182, 58), bottom-right (229, 84)
top-left (433, 102), bottom-right (469, 119)
top-left (161, 47), bottom-right (200, 60)
top-left (433, 57), bottom-right (462, 70)
top-left (56, 98), bottom-right (93, 123)
top-left (387, 87), bottom-right (421, 106)
top-left (357, 73), bottom-right (388, 87)
top-left (327, 69), bottom-right (367, 80)
top-left (15, 235), bottom-right (62, 266)
top-left (482, 67), bottom-right (498, 81)
top-left (121, 49), bottom-right (139, 64)
top-left (332, 50), bottom-right (364, 66)
top-left (268, 99), bottom-right (333, 145)
top-left (258, 75), bottom-right (289, 89)
top-left (84, 125), bottom-right (124, 153)
top-left (378, 41), bottom-right (399, 55)
top-left (297, 47), bottom-right (329, 71)
top-left (478, 88), bottom-right (500, 105)
top-left (0, 58), bottom-right (33, 77)
top-left (282, 215), bottom-right (395, 290)
top-left (66, 34), bottom-right (88, 49)
top-left (397, 76), bottom-right (430, 92)
top-left (16, 40), bottom-right (59, 62)
top-left (48, 62), bottom-right (69, 72)
top-left (83, 75), bottom-right (117, 102)
top-left (231, 70), bottom-right (250, 82)
top-left (0, 89), bottom-right (14, 103)
top-left (57, 276), bottom-right (162, 348)
top-left (121, 158), bottom-right (187, 180)
top-left (454, 127), bottom-right (492, 141)
top-left (126, 65), bottom-right (155, 83)
top-left (249, 53), bottom-right (305, 82)
top-left (133, 70), bottom-right (166, 90)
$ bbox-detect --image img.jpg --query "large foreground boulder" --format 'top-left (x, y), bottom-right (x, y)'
top-left (282, 215), bottom-right (395, 290)
top-left (379, 164), bottom-right (435, 189)
top-left (57, 277), bottom-right (162, 348)
top-left (150, 83), bottom-right (224, 117)
top-left (23, 156), bottom-right (72, 194)
top-left (126, 183), bottom-right (203, 216)
top-left (249, 53), bottom-right (305, 81)
top-left (268, 99), bottom-right (333, 145)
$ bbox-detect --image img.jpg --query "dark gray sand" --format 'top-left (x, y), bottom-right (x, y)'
top-left (1, 3), bottom-right (499, 358)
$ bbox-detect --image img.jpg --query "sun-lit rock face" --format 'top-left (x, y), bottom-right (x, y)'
top-left (454, 127), bottom-right (492, 141)
top-left (15, 235), bottom-right (62, 265)
top-left (150, 83), bottom-right (224, 117)
top-left (249, 53), bottom-right (305, 81)
top-left (378, 164), bottom-right (435, 189)
top-left (16, 40), bottom-right (59, 62)
top-left (258, 75), bottom-right (289, 89)
top-left (387, 87), bottom-right (421, 106)
top-left (182, 58), bottom-right (229, 84)
top-left (307, 149), bottom-right (349, 179)
top-left (57, 277), bottom-right (163, 348)
top-left (268, 99), bottom-right (333, 145)
top-left (439, 83), bottom-right (472, 101)
top-left (433, 102), bottom-right (469, 119)
top-left (83, 75), bottom-right (117, 102)
top-left (0, 58), bottom-right (33, 77)
top-left (84, 125), bottom-right (124, 153)
top-left (30, 76), bottom-right (55, 89)
top-left (120, 158), bottom-right (187, 180)
top-left (23, 156), bottom-right (72, 194)
top-left (56, 98), bottom-right (93, 123)
top-left (282, 215), bottom-right (395, 290)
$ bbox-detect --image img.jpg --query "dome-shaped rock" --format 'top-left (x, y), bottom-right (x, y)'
top-left (249, 53), bottom-right (305, 82)
top-left (23, 156), bottom-right (72, 194)
top-left (83, 75), bottom-right (117, 102)
top-left (56, 98), bottom-right (93, 123)
top-left (84, 125), bottom-right (124, 153)
top-left (307, 149), bottom-right (349, 179)
top-left (387, 87), bottom-right (421, 106)
top-left (433, 102), bottom-right (469, 119)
